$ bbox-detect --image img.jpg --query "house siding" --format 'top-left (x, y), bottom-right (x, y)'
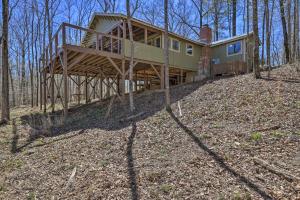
top-left (211, 39), bottom-right (245, 64)
top-left (124, 38), bottom-right (201, 71)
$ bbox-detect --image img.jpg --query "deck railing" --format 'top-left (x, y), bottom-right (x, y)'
top-left (41, 22), bottom-right (123, 71)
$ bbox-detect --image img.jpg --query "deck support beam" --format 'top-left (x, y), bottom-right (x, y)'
top-left (134, 71), bottom-right (137, 91)
top-left (106, 77), bottom-right (111, 98)
top-left (100, 70), bottom-right (103, 100)
top-left (63, 48), bottom-right (68, 117)
top-left (121, 59), bottom-right (126, 99)
top-left (160, 65), bottom-right (164, 89)
top-left (180, 69), bottom-right (183, 84)
top-left (85, 74), bottom-right (89, 104)
top-left (77, 76), bottom-right (81, 104)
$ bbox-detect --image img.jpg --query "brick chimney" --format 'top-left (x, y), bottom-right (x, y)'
top-left (195, 24), bottom-right (212, 81)
top-left (200, 24), bottom-right (212, 44)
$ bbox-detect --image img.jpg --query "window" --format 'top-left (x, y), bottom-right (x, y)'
top-left (168, 38), bottom-right (180, 52)
top-left (154, 37), bottom-right (161, 48)
top-left (186, 44), bottom-right (193, 56)
top-left (227, 41), bottom-right (242, 56)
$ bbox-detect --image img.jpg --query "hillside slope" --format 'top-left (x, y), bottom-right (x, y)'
top-left (0, 65), bottom-right (299, 199)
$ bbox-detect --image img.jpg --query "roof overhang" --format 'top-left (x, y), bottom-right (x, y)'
top-left (210, 32), bottom-right (254, 47)
top-left (88, 12), bottom-right (207, 46)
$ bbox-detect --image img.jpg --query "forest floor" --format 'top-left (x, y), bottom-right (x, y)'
top-left (0, 64), bottom-right (300, 200)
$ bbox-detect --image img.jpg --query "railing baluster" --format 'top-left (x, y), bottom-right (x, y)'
top-left (100, 35), bottom-right (103, 51)
top-left (110, 34), bottom-right (113, 53)
top-left (96, 33), bottom-right (99, 50)
top-left (62, 23), bottom-right (66, 46)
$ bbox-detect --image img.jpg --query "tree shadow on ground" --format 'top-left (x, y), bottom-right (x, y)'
top-left (167, 109), bottom-right (273, 200)
top-left (127, 122), bottom-right (139, 200)
top-left (15, 79), bottom-right (210, 153)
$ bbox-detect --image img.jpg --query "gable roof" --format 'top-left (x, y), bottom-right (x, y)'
top-left (88, 13), bottom-right (207, 46)
top-left (86, 12), bottom-right (254, 48)
top-left (211, 32), bottom-right (254, 47)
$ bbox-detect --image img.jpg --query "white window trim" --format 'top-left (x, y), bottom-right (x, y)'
top-left (226, 41), bottom-right (243, 57)
top-left (154, 36), bottom-right (162, 48)
top-left (169, 38), bottom-right (181, 53)
top-left (162, 35), bottom-right (181, 53)
top-left (186, 43), bottom-right (194, 56)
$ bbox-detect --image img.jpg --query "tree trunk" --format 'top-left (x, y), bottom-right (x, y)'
top-left (1, 0), bottom-right (10, 122)
top-left (126, 0), bottom-right (135, 112)
top-left (293, 0), bottom-right (299, 61)
top-left (287, 0), bottom-right (291, 61)
top-left (213, 0), bottom-right (219, 41)
top-left (164, 0), bottom-right (171, 108)
top-left (252, 0), bottom-right (261, 78)
top-left (21, 44), bottom-right (26, 105)
top-left (200, 0), bottom-right (203, 28)
top-left (232, 0), bottom-right (237, 36)
top-left (9, 65), bottom-right (16, 107)
top-left (261, 8), bottom-right (266, 66)
top-left (279, 0), bottom-right (290, 63)
top-left (265, 0), bottom-right (271, 76)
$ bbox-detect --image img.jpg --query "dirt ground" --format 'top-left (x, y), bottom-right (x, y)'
top-left (0, 65), bottom-right (299, 200)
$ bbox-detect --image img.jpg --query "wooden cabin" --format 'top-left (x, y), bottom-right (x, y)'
top-left (40, 13), bottom-right (254, 116)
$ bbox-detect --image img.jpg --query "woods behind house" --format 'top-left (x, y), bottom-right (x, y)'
top-left (0, 0), bottom-right (300, 121)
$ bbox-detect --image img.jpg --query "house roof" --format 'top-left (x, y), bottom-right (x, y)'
top-left (88, 13), bottom-right (207, 46)
top-left (87, 12), bottom-right (253, 48)
top-left (210, 32), bottom-right (254, 47)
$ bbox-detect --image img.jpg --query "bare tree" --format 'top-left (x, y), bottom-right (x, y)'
top-left (1, 0), bottom-right (10, 123)
top-left (261, 5), bottom-right (266, 66)
top-left (287, 0), bottom-right (291, 60)
top-left (126, 0), bottom-right (140, 112)
top-left (212, 0), bottom-right (221, 41)
top-left (293, 0), bottom-right (299, 62)
top-left (191, 0), bottom-right (204, 28)
top-left (232, 0), bottom-right (237, 36)
top-left (164, 0), bottom-right (170, 108)
top-left (252, 0), bottom-right (261, 78)
top-left (264, 0), bottom-right (271, 76)
top-left (97, 0), bottom-right (118, 13)
top-left (279, 0), bottom-right (290, 63)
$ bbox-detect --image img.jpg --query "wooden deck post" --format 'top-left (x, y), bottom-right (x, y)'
top-left (106, 77), bottom-right (111, 98)
top-left (121, 59), bottom-right (126, 99)
top-left (63, 48), bottom-right (68, 117)
top-left (85, 74), bottom-right (89, 104)
top-left (77, 76), bottom-right (81, 105)
top-left (117, 76), bottom-right (121, 94)
top-left (134, 71), bottom-right (137, 91)
top-left (160, 65), bottom-right (164, 89)
top-left (144, 70), bottom-right (147, 90)
top-left (180, 69), bottom-right (183, 84)
top-left (100, 73), bottom-right (103, 100)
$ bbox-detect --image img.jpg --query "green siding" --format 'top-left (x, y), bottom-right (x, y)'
top-left (211, 39), bottom-right (245, 64)
top-left (124, 39), bottom-right (201, 71)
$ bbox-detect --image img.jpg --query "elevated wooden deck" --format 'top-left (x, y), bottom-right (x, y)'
top-left (40, 22), bottom-right (192, 116)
